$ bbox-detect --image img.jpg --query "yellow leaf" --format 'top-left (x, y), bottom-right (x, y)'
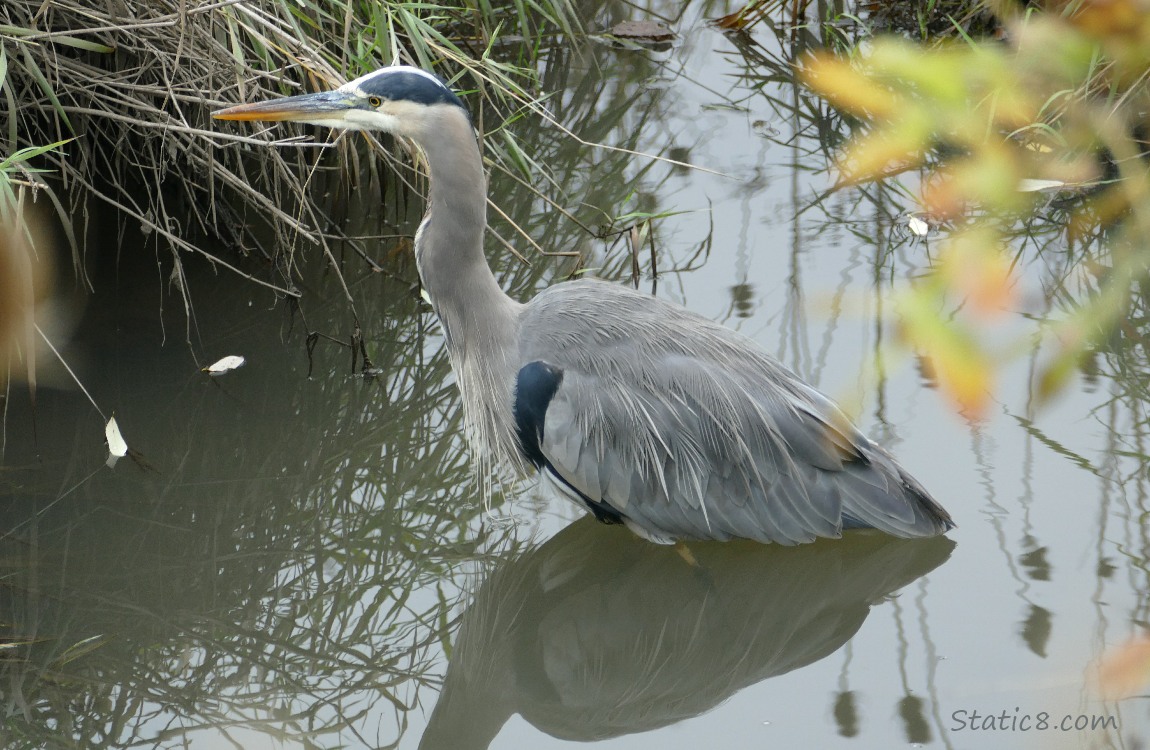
top-left (937, 230), bottom-right (1017, 317)
top-left (867, 40), bottom-right (970, 108)
top-left (897, 287), bottom-right (993, 419)
top-left (1096, 636), bottom-right (1150, 700)
top-left (922, 172), bottom-right (967, 221)
top-left (799, 53), bottom-right (900, 120)
top-left (920, 337), bottom-right (994, 419)
top-left (836, 129), bottom-right (926, 185)
top-left (945, 146), bottom-right (1028, 214)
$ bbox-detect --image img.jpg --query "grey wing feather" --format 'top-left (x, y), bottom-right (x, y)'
top-left (538, 364), bottom-right (835, 544)
top-left (521, 280), bottom-right (953, 545)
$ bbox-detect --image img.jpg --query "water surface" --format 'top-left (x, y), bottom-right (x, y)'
top-left (2, 4), bottom-right (1146, 750)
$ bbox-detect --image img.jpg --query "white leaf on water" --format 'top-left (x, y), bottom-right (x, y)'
top-left (105, 416), bottom-right (128, 458)
top-left (907, 215), bottom-right (930, 237)
top-left (1017, 178), bottom-right (1067, 193)
top-left (204, 355), bottom-right (246, 374)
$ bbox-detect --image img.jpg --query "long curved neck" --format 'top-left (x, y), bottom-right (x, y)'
top-left (412, 109), bottom-right (519, 352)
top-left (410, 107), bottom-right (525, 477)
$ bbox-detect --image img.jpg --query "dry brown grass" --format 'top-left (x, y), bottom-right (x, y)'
top-left (0, 0), bottom-right (574, 304)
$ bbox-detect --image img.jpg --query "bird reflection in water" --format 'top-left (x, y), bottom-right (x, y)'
top-left (419, 521), bottom-right (954, 748)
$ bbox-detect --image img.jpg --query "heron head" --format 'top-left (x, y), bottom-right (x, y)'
top-left (212, 66), bottom-right (469, 138)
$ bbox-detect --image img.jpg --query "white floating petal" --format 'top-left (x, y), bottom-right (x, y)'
top-left (1016, 178), bottom-right (1067, 193)
top-left (106, 416), bottom-right (128, 458)
top-left (907, 215), bottom-right (930, 237)
top-left (205, 355), bottom-right (246, 374)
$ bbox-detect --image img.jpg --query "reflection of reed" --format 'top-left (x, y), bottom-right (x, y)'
top-left (0, 4), bottom-right (847, 748)
top-left (420, 519), bottom-right (953, 749)
top-left (0, 35), bottom-right (688, 747)
top-left (0, 247), bottom-right (507, 748)
top-left (479, 41), bottom-right (702, 293)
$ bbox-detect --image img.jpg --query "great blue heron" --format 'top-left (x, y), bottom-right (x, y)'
top-left (213, 66), bottom-right (954, 545)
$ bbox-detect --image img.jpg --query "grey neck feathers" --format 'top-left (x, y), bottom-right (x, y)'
top-left (412, 106), bottom-right (519, 354)
top-left (410, 105), bottom-right (525, 477)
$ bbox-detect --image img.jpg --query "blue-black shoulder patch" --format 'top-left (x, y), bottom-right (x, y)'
top-left (514, 361), bottom-right (625, 526)
top-left (358, 70), bottom-right (468, 112)
top-left (514, 361), bottom-right (563, 468)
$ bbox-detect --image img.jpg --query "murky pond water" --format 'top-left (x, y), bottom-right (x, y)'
top-left (3, 4), bottom-right (1149, 750)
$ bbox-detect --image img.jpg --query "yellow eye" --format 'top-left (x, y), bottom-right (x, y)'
top-left (368, 96), bottom-right (383, 108)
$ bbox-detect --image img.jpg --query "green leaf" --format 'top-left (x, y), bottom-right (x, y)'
top-left (0, 138), bottom-right (73, 170)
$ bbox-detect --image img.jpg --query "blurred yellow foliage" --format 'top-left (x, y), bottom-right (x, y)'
top-left (1096, 635), bottom-right (1150, 700)
top-left (798, 54), bottom-right (901, 120)
top-left (1070, 0), bottom-right (1150, 83)
top-left (904, 314), bottom-right (995, 418)
top-left (937, 230), bottom-right (1017, 317)
top-left (800, 1), bottom-right (1150, 411)
top-left (894, 228), bottom-right (1016, 418)
top-left (0, 198), bottom-right (62, 397)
